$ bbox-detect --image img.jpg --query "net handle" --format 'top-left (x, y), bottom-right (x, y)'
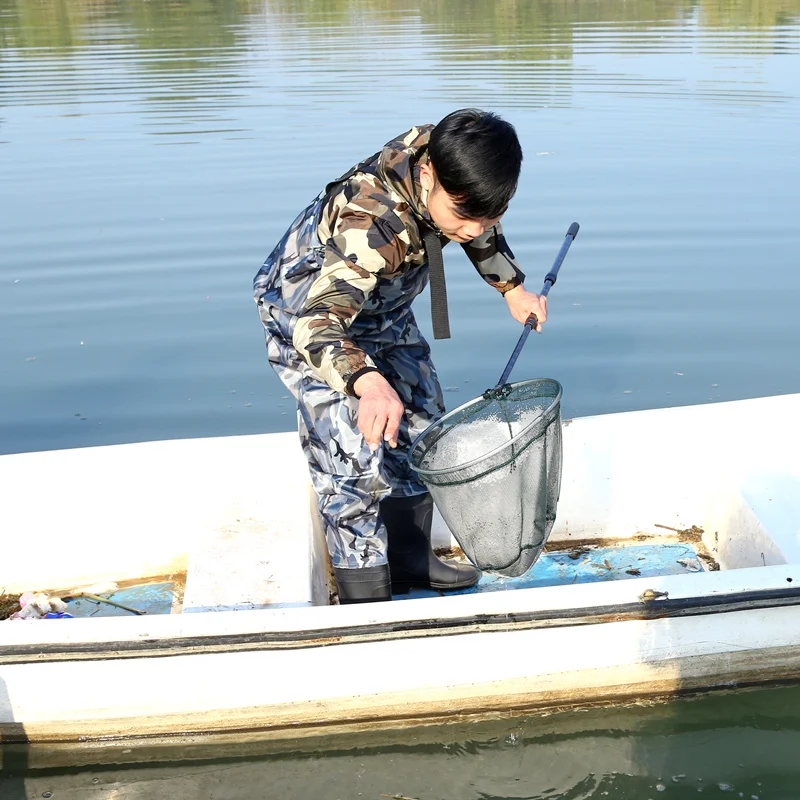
top-left (494, 222), bottom-right (579, 390)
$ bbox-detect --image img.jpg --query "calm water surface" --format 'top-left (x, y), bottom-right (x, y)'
top-left (2, 0), bottom-right (800, 455)
top-left (2, 0), bottom-right (800, 796)
top-left (4, 686), bottom-right (800, 798)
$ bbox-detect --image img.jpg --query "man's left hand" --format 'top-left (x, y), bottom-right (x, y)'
top-left (504, 285), bottom-right (548, 331)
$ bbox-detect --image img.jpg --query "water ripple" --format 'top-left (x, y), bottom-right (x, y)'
top-left (1, 0), bottom-right (800, 454)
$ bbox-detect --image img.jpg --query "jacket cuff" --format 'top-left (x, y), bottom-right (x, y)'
top-left (345, 366), bottom-right (381, 397)
top-left (498, 276), bottom-right (525, 295)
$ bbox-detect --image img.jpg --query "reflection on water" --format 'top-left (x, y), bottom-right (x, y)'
top-left (3, 685), bottom-right (800, 798)
top-left (1, 2), bottom-right (799, 457)
top-left (3, 0), bottom-right (799, 117)
top-left (3, 0), bottom-right (799, 53)
top-left (2, 0), bottom-right (800, 456)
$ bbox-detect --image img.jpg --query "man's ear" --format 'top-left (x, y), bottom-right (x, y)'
top-left (419, 162), bottom-right (436, 192)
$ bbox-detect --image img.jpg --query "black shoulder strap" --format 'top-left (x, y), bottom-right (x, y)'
top-left (325, 150), bottom-right (452, 341)
top-left (422, 228), bottom-right (451, 340)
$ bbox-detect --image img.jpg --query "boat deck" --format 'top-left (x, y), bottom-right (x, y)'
top-left (402, 532), bottom-right (713, 600)
top-left (61, 578), bottom-right (184, 618)
top-left (19, 531), bottom-right (714, 616)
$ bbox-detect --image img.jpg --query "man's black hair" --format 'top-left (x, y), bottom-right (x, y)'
top-left (428, 108), bottom-right (522, 221)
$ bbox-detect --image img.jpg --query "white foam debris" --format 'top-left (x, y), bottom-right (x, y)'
top-left (8, 591), bottom-right (69, 620)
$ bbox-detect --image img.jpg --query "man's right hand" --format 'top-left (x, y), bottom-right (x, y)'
top-left (353, 371), bottom-right (404, 451)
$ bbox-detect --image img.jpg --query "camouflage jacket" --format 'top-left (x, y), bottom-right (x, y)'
top-left (270, 125), bottom-right (526, 395)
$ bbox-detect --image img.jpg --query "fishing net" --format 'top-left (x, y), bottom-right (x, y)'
top-left (409, 378), bottom-right (562, 577)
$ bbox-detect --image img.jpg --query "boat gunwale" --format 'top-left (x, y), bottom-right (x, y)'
top-left (3, 584), bottom-right (800, 665)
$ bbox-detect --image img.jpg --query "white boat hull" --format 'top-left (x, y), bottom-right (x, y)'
top-left (3, 393), bottom-right (800, 744)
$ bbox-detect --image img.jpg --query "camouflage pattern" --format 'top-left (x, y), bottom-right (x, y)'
top-left (253, 124), bottom-right (524, 568)
top-left (265, 290), bottom-right (445, 568)
top-left (254, 125), bottom-right (525, 395)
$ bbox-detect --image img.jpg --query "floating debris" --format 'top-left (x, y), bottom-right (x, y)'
top-left (697, 552), bottom-right (721, 571)
top-left (0, 593), bottom-right (21, 620)
top-left (567, 546), bottom-right (591, 560)
top-left (381, 794), bottom-right (421, 800)
top-left (4, 591), bottom-right (71, 620)
top-left (654, 523), bottom-right (705, 541)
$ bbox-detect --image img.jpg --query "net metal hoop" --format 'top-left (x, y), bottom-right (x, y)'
top-left (408, 378), bottom-right (562, 483)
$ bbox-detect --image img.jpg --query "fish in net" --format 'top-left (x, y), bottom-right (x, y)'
top-left (408, 223), bottom-right (578, 578)
top-left (409, 379), bottom-right (562, 577)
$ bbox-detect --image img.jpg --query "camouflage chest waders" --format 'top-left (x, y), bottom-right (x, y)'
top-left (254, 173), bottom-right (445, 570)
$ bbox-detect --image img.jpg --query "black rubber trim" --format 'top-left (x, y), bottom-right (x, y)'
top-left (345, 366), bottom-right (380, 397)
top-left (3, 585), bottom-right (800, 666)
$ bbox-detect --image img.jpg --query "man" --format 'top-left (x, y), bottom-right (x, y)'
top-left (254, 109), bottom-right (547, 604)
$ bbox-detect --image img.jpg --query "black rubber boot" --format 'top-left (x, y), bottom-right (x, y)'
top-left (381, 493), bottom-right (481, 592)
top-left (333, 564), bottom-right (392, 604)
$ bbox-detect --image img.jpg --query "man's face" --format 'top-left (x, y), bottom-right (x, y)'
top-left (419, 163), bottom-right (502, 243)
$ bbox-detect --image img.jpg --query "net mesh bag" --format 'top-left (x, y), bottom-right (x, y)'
top-left (408, 378), bottom-right (563, 578)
